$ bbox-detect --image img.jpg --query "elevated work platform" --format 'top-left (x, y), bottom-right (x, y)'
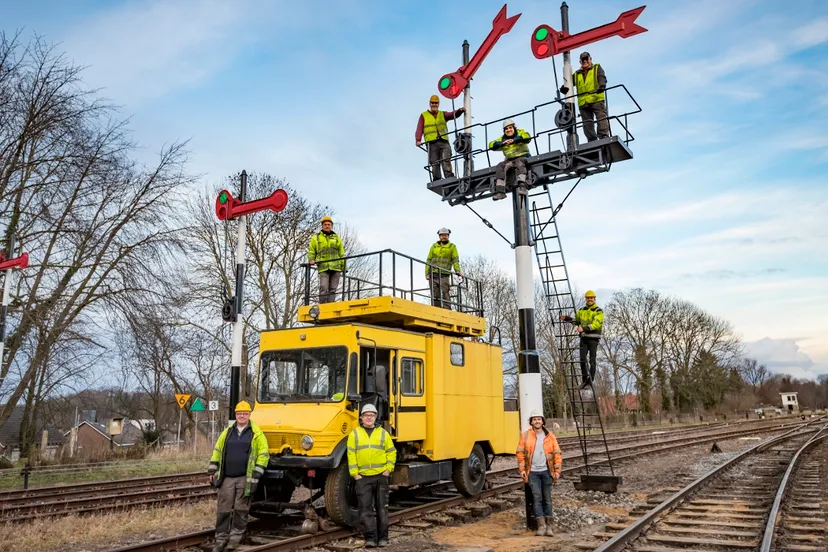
top-left (301, 249), bottom-right (486, 337)
top-left (298, 295), bottom-right (486, 337)
top-left (423, 84), bottom-right (640, 206)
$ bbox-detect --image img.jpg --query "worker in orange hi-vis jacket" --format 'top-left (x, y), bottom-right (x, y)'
top-left (516, 410), bottom-right (562, 537)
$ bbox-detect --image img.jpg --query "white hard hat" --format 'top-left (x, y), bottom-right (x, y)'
top-left (361, 404), bottom-right (378, 415)
top-left (529, 410), bottom-right (545, 421)
top-left (437, 227), bottom-right (451, 235)
top-left (503, 118), bottom-right (516, 129)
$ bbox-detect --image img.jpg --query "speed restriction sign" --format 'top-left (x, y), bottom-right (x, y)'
top-left (209, 400), bottom-right (219, 411)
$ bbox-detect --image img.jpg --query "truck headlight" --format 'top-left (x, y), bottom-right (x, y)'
top-left (301, 435), bottom-right (314, 450)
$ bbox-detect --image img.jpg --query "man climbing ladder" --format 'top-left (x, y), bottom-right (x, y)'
top-left (560, 290), bottom-right (603, 389)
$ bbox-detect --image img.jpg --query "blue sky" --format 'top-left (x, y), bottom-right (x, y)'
top-left (6, 0), bottom-right (828, 379)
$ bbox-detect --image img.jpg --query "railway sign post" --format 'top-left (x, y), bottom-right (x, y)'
top-left (0, 234), bottom-right (29, 390)
top-left (175, 393), bottom-right (191, 449)
top-left (191, 398), bottom-right (206, 455)
top-left (208, 400), bottom-right (219, 443)
top-left (215, 171), bottom-right (289, 421)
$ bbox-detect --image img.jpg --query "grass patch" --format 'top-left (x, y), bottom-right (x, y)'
top-left (0, 449), bottom-right (205, 490)
top-left (0, 500), bottom-right (215, 552)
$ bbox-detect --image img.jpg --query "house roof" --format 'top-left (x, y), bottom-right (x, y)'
top-left (0, 405), bottom-right (66, 448)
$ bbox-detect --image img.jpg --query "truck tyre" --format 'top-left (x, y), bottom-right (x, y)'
top-left (453, 443), bottom-right (486, 496)
top-left (324, 462), bottom-right (359, 527)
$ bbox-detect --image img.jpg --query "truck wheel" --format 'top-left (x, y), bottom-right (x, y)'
top-left (324, 463), bottom-right (359, 527)
top-left (453, 443), bottom-right (487, 496)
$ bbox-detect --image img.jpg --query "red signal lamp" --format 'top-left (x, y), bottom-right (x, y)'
top-left (0, 252), bottom-right (29, 271)
top-left (215, 189), bottom-right (289, 221)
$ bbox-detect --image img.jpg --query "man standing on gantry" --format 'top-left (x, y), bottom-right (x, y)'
top-left (560, 290), bottom-right (604, 389)
top-left (488, 118), bottom-right (532, 200)
top-left (415, 95), bottom-right (465, 181)
top-left (574, 52), bottom-right (610, 142)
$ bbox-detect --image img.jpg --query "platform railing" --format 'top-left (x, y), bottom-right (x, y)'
top-left (420, 84), bottom-right (641, 182)
top-left (301, 249), bottom-right (484, 316)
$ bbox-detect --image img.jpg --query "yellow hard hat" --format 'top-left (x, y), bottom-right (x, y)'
top-left (321, 216), bottom-right (333, 225)
top-left (585, 290), bottom-right (596, 298)
top-left (429, 94), bottom-right (440, 103)
top-left (235, 400), bottom-right (252, 413)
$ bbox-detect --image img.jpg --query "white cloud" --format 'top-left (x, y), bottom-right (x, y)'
top-left (793, 18), bottom-right (828, 48)
top-left (744, 337), bottom-right (827, 380)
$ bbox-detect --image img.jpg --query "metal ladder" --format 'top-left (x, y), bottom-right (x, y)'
top-left (528, 184), bottom-right (621, 492)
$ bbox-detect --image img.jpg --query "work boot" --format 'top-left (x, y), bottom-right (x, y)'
top-left (493, 192), bottom-right (507, 200)
top-left (580, 378), bottom-right (591, 390)
top-left (378, 539), bottom-right (389, 547)
top-left (365, 541), bottom-right (377, 548)
top-left (535, 516), bottom-right (547, 536)
top-left (212, 541), bottom-right (228, 552)
top-left (545, 517), bottom-right (555, 536)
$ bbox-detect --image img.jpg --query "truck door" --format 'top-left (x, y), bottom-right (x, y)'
top-left (391, 350), bottom-right (426, 442)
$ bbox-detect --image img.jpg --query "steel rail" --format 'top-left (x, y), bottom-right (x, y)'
top-left (0, 471), bottom-right (204, 500)
top-left (592, 417), bottom-right (826, 552)
top-left (758, 425), bottom-right (828, 552)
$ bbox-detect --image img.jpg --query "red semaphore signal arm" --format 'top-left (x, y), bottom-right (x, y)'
top-left (0, 252), bottom-right (29, 271)
top-left (437, 4), bottom-right (522, 99)
top-left (215, 189), bottom-right (289, 221)
top-left (531, 6), bottom-right (647, 59)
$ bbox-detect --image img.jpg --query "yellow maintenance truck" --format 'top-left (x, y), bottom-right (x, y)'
top-left (249, 249), bottom-right (520, 527)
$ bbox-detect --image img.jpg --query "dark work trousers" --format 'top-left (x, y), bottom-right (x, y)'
top-left (427, 139), bottom-right (454, 181)
top-left (494, 156), bottom-right (529, 192)
top-left (430, 273), bottom-right (451, 309)
top-left (356, 474), bottom-right (390, 544)
top-left (528, 470), bottom-right (554, 517)
top-left (318, 270), bottom-right (341, 303)
top-left (215, 475), bottom-right (249, 551)
top-left (579, 336), bottom-right (599, 384)
top-left (579, 101), bottom-right (610, 142)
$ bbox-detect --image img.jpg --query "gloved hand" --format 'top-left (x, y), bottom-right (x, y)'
top-left (559, 85), bottom-right (569, 94)
top-left (457, 107), bottom-right (466, 114)
top-left (249, 478), bottom-right (260, 498)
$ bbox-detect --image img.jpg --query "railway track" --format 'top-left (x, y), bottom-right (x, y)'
top-left (104, 418), bottom-right (821, 552)
top-left (578, 421), bottom-right (828, 551)
top-left (0, 418), bottom-right (806, 523)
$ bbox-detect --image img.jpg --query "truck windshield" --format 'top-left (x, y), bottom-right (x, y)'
top-left (258, 346), bottom-right (348, 403)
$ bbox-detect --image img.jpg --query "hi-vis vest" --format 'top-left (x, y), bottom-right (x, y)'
top-left (488, 129), bottom-right (532, 159)
top-left (308, 232), bottom-right (345, 272)
top-left (347, 426), bottom-right (397, 477)
top-left (422, 111), bottom-right (449, 142)
top-left (575, 64), bottom-right (605, 107)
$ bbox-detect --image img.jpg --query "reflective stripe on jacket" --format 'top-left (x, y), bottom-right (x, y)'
top-left (308, 232), bottom-right (345, 272)
top-left (488, 129), bottom-right (532, 159)
top-left (426, 241), bottom-right (460, 276)
top-left (575, 63), bottom-right (605, 107)
top-left (422, 110), bottom-right (449, 142)
top-left (516, 428), bottom-right (562, 476)
top-left (347, 426), bottom-right (397, 477)
top-left (207, 421), bottom-right (269, 497)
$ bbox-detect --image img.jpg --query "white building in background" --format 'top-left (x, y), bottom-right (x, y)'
top-left (780, 392), bottom-right (799, 412)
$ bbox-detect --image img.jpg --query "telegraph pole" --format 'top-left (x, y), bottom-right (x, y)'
top-left (462, 40), bottom-right (473, 178)
top-left (0, 235), bottom-right (28, 389)
top-left (560, 2), bottom-right (578, 152)
top-left (215, 173), bottom-right (289, 421)
top-left (228, 172), bottom-right (247, 420)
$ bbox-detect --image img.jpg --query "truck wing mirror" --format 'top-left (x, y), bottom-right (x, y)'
top-left (346, 393), bottom-right (362, 412)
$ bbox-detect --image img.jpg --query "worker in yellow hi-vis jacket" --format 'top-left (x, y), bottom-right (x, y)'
top-left (207, 401), bottom-right (269, 552)
top-left (347, 403), bottom-right (396, 548)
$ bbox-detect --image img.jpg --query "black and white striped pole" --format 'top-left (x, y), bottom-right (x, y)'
top-left (513, 187), bottom-right (543, 529)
